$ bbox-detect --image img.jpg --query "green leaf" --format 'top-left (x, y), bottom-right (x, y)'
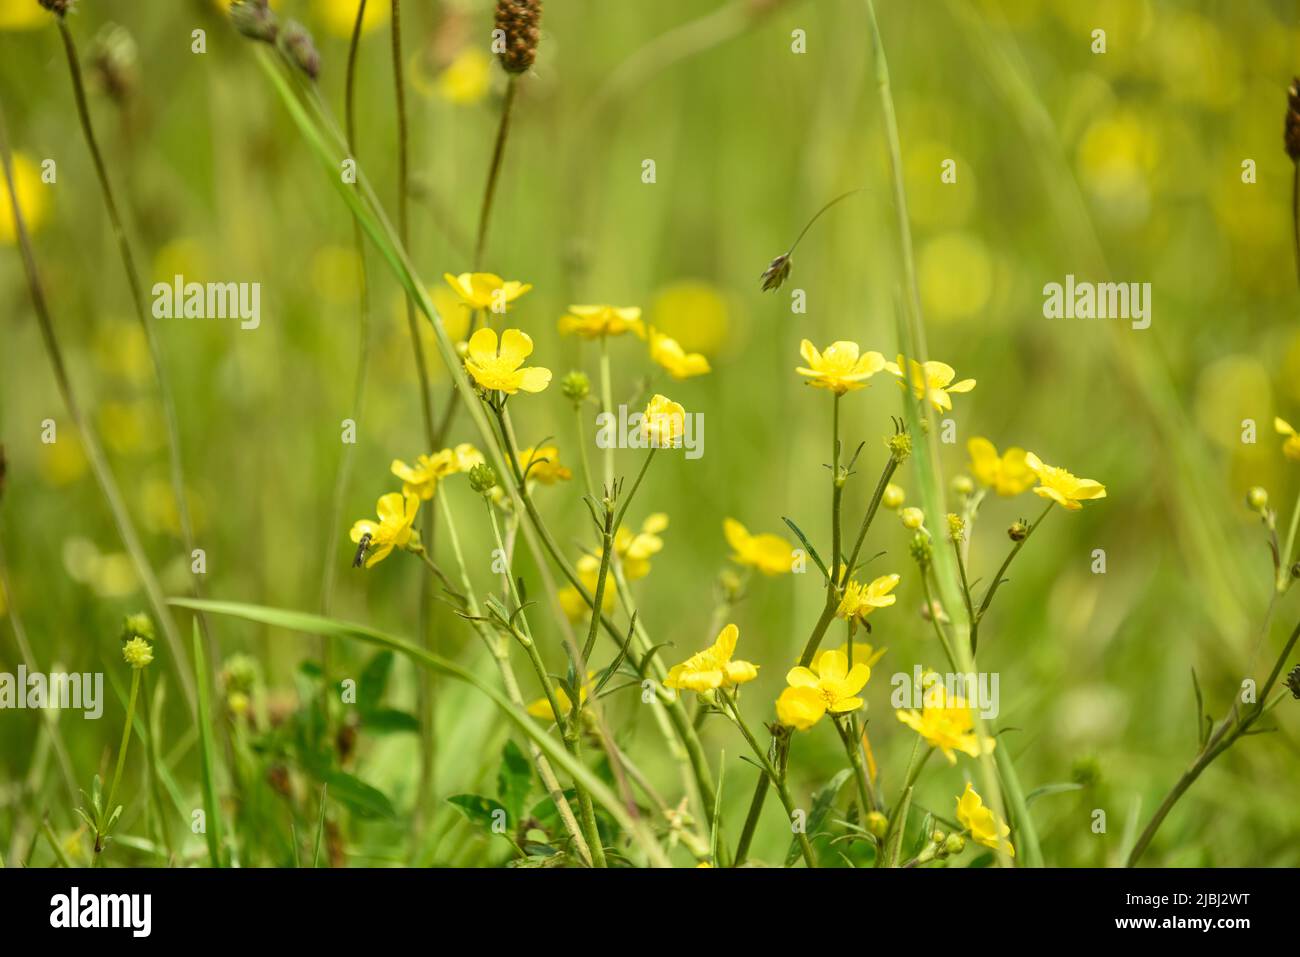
top-left (169, 597), bottom-right (670, 866)
top-left (1191, 667), bottom-right (1207, 747)
top-left (1025, 782), bottom-right (1085, 806)
top-left (782, 516), bottom-right (830, 582)
top-left (447, 794), bottom-right (508, 834)
top-left (193, 619), bottom-right (225, 867)
top-left (496, 739), bottom-right (533, 826)
top-left (312, 768), bottom-right (397, 821)
top-left (361, 708), bottom-right (421, 734)
top-left (786, 768), bottom-right (851, 867)
top-left (358, 650), bottom-right (395, 716)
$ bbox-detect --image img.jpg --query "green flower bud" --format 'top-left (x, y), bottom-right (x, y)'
top-left (468, 463), bottom-right (498, 495)
top-left (943, 833), bottom-right (966, 855)
top-left (909, 532), bottom-right (932, 569)
top-left (122, 637), bottom-right (154, 670)
top-left (560, 370), bottom-right (590, 402)
top-left (1247, 486), bottom-right (1269, 511)
top-left (1008, 520), bottom-right (1029, 542)
top-left (865, 810), bottom-right (889, 839)
top-left (950, 475), bottom-right (974, 497)
top-left (121, 612), bottom-right (155, 643)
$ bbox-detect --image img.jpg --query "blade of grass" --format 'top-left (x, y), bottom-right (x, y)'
top-left (170, 597), bottom-right (671, 867)
top-left (192, 619), bottom-right (225, 867)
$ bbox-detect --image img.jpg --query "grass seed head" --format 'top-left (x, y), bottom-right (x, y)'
top-left (495, 0), bottom-right (543, 74)
top-left (279, 20), bottom-right (320, 80)
top-left (230, 0), bottom-right (279, 45)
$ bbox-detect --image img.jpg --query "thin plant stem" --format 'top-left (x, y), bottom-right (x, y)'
top-left (721, 692), bottom-right (815, 868)
top-left (101, 667), bottom-right (141, 852)
top-left (600, 337), bottom-right (615, 489)
top-left (56, 18), bottom-right (214, 671)
top-left (971, 500), bottom-right (1053, 652)
top-left (1127, 616), bottom-right (1300, 865)
top-left (475, 75), bottom-right (519, 269)
top-left (836, 717), bottom-right (879, 815)
top-left (0, 100), bottom-right (196, 712)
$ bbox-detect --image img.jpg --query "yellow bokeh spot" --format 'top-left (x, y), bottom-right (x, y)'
top-left (649, 280), bottom-right (729, 355)
top-left (918, 232), bottom-right (992, 323)
top-left (904, 141), bottom-right (975, 228)
top-left (436, 48), bottom-right (492, 106)
top-left (98, 400), bottom-right (163, 456)
top-left (152, 237), bottom-right (211, 284)
top-left (312, 244), bottom-right (365, 306)
top-left (312, 0), bottom-right (388, 39)
top-left (1194, 354), bottom-right (1271, 452)
top-left (40, 434), bottom-right (87, 487)
top-left (0, 152), bottom-right (47, 244)
top-left (93, 319), bottom-right (152, 385)
top-left (0, 0), bottom-right (48, 30)
top-left (1076, 110), bottom-right (1159, 222)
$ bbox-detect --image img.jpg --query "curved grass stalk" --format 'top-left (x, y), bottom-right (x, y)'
top-left (170, 597), bottom-right (670, 867)
top-left (862, 0), bottom-right (1024, 867)
top-left (0, 101), bottom-right (196, 713)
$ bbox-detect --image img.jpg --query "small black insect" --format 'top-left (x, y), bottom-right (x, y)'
top-left (352, 532), bottom-right (372, 568)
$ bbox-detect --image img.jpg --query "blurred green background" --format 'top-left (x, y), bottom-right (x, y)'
top-left (1, 0), bottom-right (1298, 866)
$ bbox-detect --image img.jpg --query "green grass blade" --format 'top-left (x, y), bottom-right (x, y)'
top-left (170, 597), bottom-right (670, 867)
top-left (192, 619), bottom-right (225, 867)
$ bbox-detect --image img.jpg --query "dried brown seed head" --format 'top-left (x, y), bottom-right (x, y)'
top-left (495, 0), bottom-right (542, 74)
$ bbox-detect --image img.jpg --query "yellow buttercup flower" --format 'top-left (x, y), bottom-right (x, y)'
top-left (723, 518), bottom-right (793, 575)
top-left (517, 445), bottom-right (572, 485)
top-left (443, 272), bottom-right (532, 313)
top-left (641, 394), bottom-right (687, 448)
top-left (967, 437), bottom-right (1035, 496)
top-left (391, 450), bottom-right (459, 500)
top-left (1, 152), bottom-right (47, 244)
top-left (796, 340), bottom-right (886, 394)
top-left (563, 514), bottom-right (669, 620)
top-left (648, 327), bottom-right (710, 379)
top-left (895, 683), bottom-right (995, 764)
top-left (312, 0), bottom-right (388, 39)
top-left (884, 355), bottom-right (976, 412)
top-left (956, 782), bottom-right (1014, 857)
top-left (836, 573), bottom-right (901, 622)
top-left (1023, 452), bottom-right (1106, 511)
top-left (526, 672), bottom-right (594, 721)
top-left (810, 642), bottom-right (886, 675)
top-left (664, 624), bottom-right (758, 693)
top-left (464, 328), bottom-right (552, 395)
top-left (1275, 417), bottom-right (1300, 461)
top-left (776, 648), bottom-right (872, 730)
top-left (558, 304), bottom-right (644, 339)
top-left (349, 492), bottom-right (420, 568)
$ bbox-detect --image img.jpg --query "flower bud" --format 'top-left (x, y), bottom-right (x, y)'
top-left (909, 532), bottom-right (932, 569)
top-left (882, 483), bottom-right (905, 510)
top-left (946, 512), bottom-right (965, 543)
top-left (900, 507), bottom-right (924, 530)
top-left (943, 833), bottom-right (966, 855)
top-left (121, 612), bottom-right (155, 643)
top-left (122, 636), bottom-right (154, 670)
top-left (865, 810), bottom-right (889, 839)
top-left (950, 475), bottom-right (974, 497)
top-left (1247, 486), bottom-right (1269, 512)
top-left (931, 829), bottom-right (946, 844)
top-left (1008, 520), bottom-right (1028, 542)
top-left (468, 463), bottom-right (498, 495)
top-left (560, 370), bottom-right (590, 402)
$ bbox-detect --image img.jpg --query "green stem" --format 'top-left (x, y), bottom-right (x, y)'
top-left (474, 75), bottom-right (519, 269)
top-left (101, 667), bottom-right (141, 852)
top-left (971, 501), bottom-right (1052, 652)
top-left (1127, 616), bottom-right (1300, 866)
